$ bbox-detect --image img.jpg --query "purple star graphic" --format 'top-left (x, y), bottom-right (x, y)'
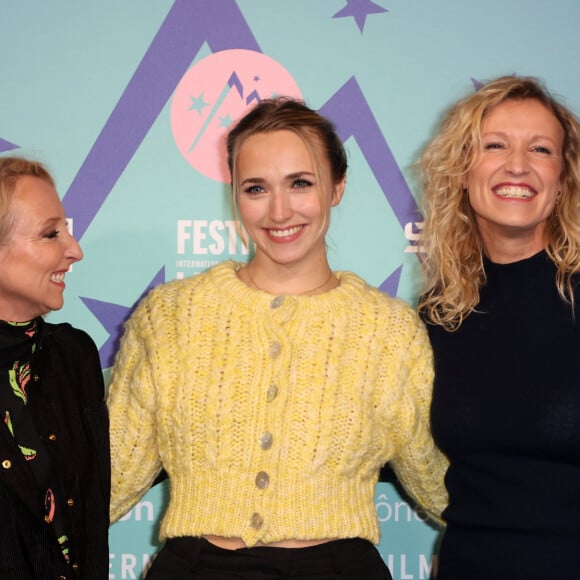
top-left (333, 0), bottom-right (388, 33)
top-left (0, 137), bottom-right (19, 153)
top-left (379, 266), bottom-right (402, 297)
top-left (80, 267), bottom-right (165, 368)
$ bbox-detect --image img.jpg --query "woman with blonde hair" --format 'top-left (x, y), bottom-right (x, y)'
top-left (0, 156), bottom-right (109, 579)
top-left (420, 75), bottom-right (580, 579)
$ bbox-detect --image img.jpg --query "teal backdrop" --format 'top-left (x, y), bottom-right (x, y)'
top-left (2, 1), bottom-right (579, 578)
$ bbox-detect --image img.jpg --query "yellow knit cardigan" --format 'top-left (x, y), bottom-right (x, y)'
top-left (108, 261), bottom-right (448, 546)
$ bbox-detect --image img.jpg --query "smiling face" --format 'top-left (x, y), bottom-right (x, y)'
top-left (236, 129), bottom-right (344, 274)
top-left (0, 176), bottom-right (83, 321)
top-left (466, 98), bottom-right (564, 259)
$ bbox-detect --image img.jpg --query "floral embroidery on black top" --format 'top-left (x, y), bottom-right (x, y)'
top-left (0, 318), bottom-right (71, 563)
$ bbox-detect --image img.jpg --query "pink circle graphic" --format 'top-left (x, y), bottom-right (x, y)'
top-left (171, 49), bottom-right (302, 183)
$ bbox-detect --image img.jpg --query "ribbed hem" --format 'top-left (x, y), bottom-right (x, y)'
top-left (160, 471), bottom-right (380, 546)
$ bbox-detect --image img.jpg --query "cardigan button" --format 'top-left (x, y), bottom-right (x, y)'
top-left (259, 432), bottom-right (273, 450)
top-left (72, 563), bottom-right (79, 570)
top-left (250, 512), bottom-right (264, 530)
top-left (44, 514), bottom-right (51, 523)
top-left (33, 374), bottom-right (39, 382)
top-left (1, 459), bottom-right (11, 469)
top-left (48, 433), bottom-right (57, 441)
top-left (270, 296), bottom-right (284, 309)
top-left (269, 341), bottom-right (281, 358)
top-left (67, 498), bottom-right (74, 507)
top-left (255, 471), bottom-right (269, 490)
top-left (266, 384), bottom-right (278, 402)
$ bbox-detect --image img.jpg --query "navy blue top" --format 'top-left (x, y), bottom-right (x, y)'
top-left (427, 251), bottom-right (580, 579)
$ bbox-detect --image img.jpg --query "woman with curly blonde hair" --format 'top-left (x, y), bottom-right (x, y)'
top-left (419, 75), bottom-right (580, 579)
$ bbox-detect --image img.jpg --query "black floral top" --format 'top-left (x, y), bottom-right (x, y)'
top-left (0, 318), bottom-right (70, 563)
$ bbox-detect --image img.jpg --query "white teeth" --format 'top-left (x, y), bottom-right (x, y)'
top-left (51, 273), bottom-right (65, 283)
top-left (269, 225), bottom-right (302, 238)
top-left (495, 186), bottom-right (535, 199)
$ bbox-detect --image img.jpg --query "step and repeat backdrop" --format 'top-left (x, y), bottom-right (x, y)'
top-left (2, 1), bottom-right (579, 578)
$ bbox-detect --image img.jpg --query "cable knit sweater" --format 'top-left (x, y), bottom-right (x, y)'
top-left (108, 261), bottom-right (447, 546)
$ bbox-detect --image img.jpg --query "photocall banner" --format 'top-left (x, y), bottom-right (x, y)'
top-left (2, 1), bottom-right (579, 578)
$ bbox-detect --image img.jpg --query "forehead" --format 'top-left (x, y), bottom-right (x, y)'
top-left (482, 98), bottom-right (564, 140)
top-left (241, 129), bottom-right (309, 154)
top-left (237, 129), bottom-right (320, 171)
top-left (10, 176), bottom-right (62, 221)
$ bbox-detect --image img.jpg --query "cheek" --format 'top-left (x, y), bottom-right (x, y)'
top-left (466, 192), bottom-right (481, 217)
top-left (541, 192), bottom-right (560, 213)
top-left (465, 189), bottom-right (497, 224)
top-left (545, 166), bottom-right (563, 190)
top-left (238, 201), bottom-right (268, 235)
top-left (237, 199), bottom-right (256, 222)
top-left (298, 194), bottom-right (325, 216)
top-left (465, 159), bottom-right (493, 191)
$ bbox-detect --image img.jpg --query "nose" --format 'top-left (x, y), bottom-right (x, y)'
top-left (65, 231), bottom-right (84, 264)
top-left (269, 191), bottom-right (292, 222)
top-left (504, 146), bottom-right (530, 175)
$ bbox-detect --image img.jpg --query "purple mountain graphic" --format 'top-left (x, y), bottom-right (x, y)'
top-left (68, 0), bottom-right (414, 366)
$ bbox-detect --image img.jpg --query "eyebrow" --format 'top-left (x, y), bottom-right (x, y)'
top-left (39, 217), bottom-right (63, 229)
top-left (240, 171), bottom-right (316, 186)
top-left (482, 130), bottom-right (560, 144)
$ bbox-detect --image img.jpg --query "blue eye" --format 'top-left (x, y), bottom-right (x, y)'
top-left (44, 229), bottom-right (60, 239)
top-left (484, 142), bottom-right (505, 150)
top-left (243, 185), bottom-right (264, 194)
top-left (293, 178), bottom-right (313, 188)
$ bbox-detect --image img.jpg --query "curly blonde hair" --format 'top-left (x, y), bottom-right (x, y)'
top-left (419, 76), bottom-right (580, 331)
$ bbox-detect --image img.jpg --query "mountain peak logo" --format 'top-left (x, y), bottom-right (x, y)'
top-left (171, 49), bottom-right (301, 182)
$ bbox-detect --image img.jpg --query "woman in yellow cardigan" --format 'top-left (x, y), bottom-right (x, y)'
top-left (107, 97), bottom-right (447, 579)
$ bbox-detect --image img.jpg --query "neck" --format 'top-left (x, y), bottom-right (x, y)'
top-left (241, 259), bottom-right (336, 296)
top-left (479, 224), bottom-right (546, 264)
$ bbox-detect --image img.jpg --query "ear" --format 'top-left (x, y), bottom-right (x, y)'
top-left (331, 177), bottom-right (346, 207)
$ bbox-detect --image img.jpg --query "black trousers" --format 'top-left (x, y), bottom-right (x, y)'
top-left (146, 537), bottom-right (393, 580)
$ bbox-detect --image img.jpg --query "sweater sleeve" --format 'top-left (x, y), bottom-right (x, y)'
top-left (388, 311), bottom-right (448, 526)
top-left (107, 294), bottom-right (163, 523)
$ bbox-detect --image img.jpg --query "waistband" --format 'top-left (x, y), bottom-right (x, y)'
top-left (164, 536), bottom-right (380, 575)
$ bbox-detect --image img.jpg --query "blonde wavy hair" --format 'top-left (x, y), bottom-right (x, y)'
top-left (419, 76), bottom-right (580, 331)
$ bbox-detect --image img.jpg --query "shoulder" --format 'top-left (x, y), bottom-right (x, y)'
top-left (336, 272), bottom-right (429, 358)
top-left (142, 261), bottom-right (240, 304)
top-left (43, 321), bottom-right (100, 356)
top-left (125, 261), bottom-right (243, 333)
top-left (40, 322), bottom-right (105, 400)
top-left (338, 271), bottom-right (422, 324)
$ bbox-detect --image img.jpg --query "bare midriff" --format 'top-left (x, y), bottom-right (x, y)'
top-left (203, 535), bottom-right (338, 550)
